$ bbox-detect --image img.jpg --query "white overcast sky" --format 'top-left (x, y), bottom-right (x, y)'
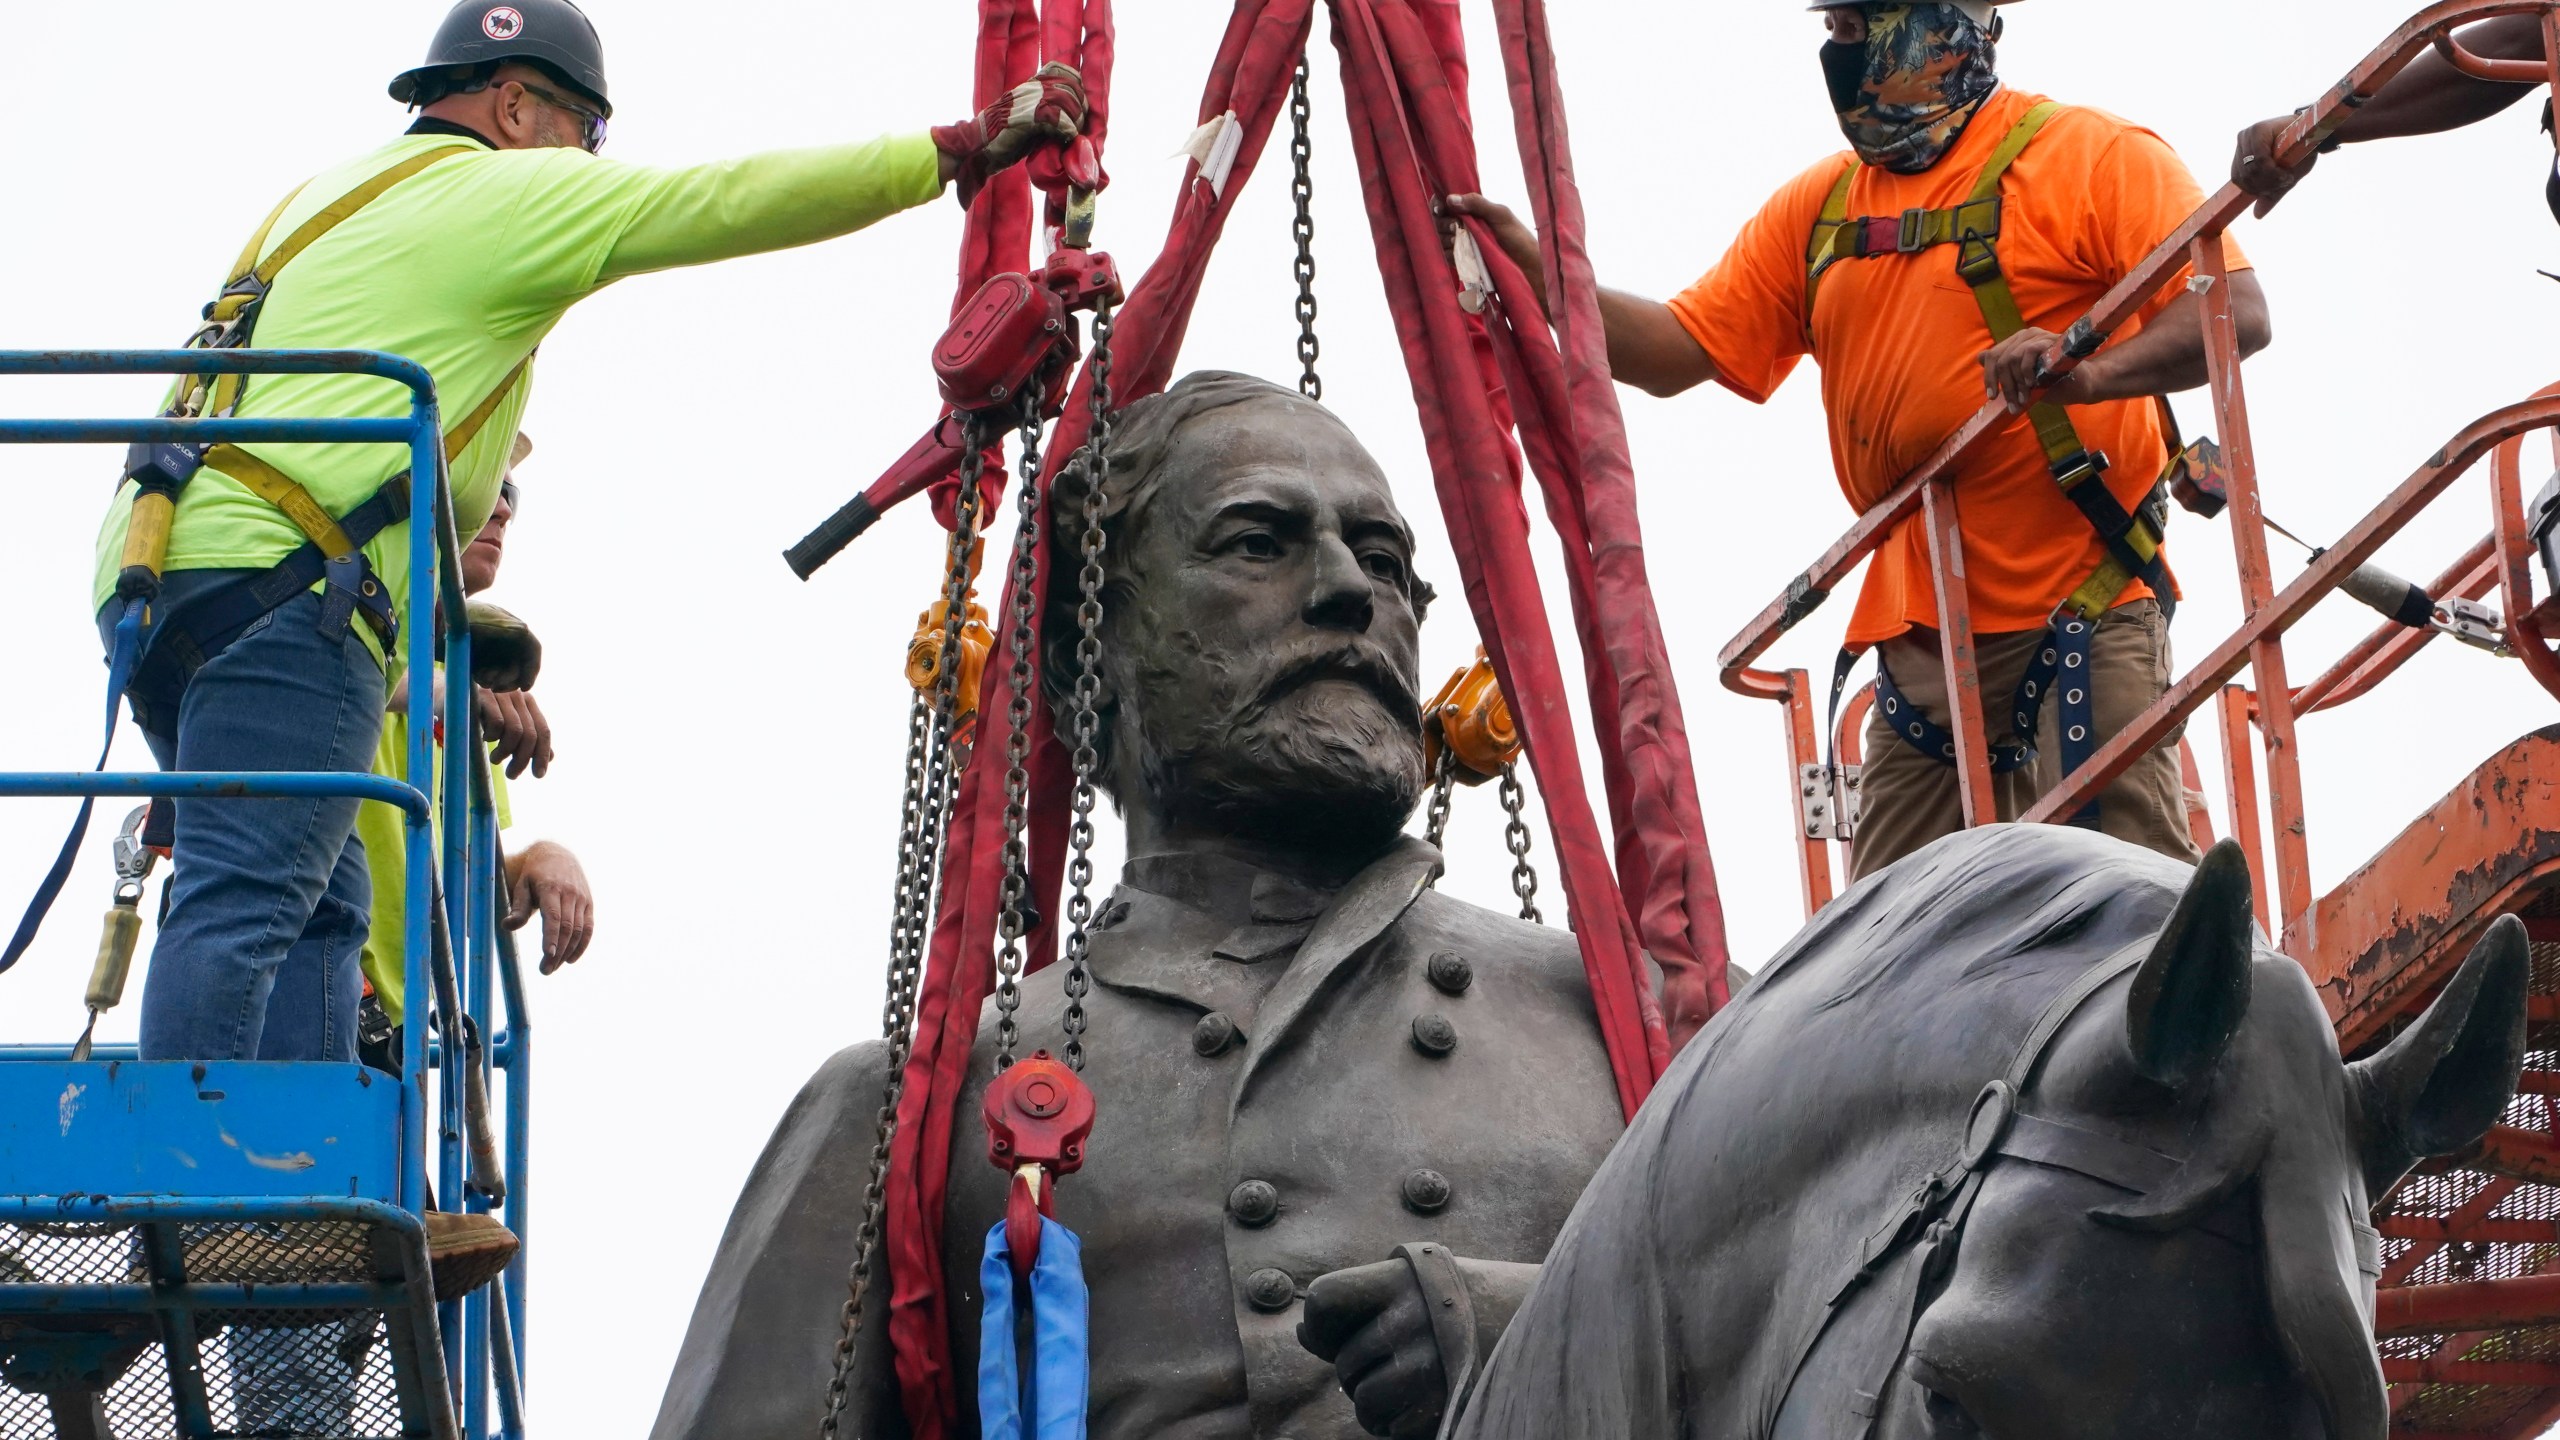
top-left (6, 1), bottom-right (2558, 1432)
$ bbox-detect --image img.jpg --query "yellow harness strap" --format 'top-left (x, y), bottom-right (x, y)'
top-left (190, 146), bottom-right (478, 420)
top-left (200, 358), bottom-right (530, 563)
top-left (128, 143), bottom-right (488, 589)
top-left (1800, 101), bottom-right (2168, 622)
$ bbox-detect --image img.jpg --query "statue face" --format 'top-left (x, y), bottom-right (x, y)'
top-left (1105, 396), bottom-right (1428, 855)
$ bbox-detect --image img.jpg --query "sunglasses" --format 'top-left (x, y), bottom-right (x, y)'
top-left (516, 80), bottom-right (608, 154)
top-left (498, 479), bottom-right (522, 515)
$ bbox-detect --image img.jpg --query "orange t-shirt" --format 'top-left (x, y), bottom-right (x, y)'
top-left (1667, 87), bottom-right (2247, 646)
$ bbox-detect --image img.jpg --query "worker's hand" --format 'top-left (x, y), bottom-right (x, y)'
top-left (2232, 114), bottom-right (2317, 218)
top-left (465, 600), bottom-right (542, 693)
top-left (504, 840), bottom-right (594, 973)
top-left (1299, 1261), bottom-right (1448, 1439)
top-left (934, 63), bottom-right (1088, 207)
top-left (475, 685), bottom-right (554, 780)
top-left (1444, 194), bottom-right (1545, 310)
top-left (1978, 326), bottom-right (2087, 414)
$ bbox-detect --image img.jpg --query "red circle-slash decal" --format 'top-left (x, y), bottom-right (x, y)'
top-left (482, 6), bottom-right (525, 40)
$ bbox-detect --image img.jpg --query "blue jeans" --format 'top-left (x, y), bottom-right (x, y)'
top-left (100, 570), bottom-right (386, 1064)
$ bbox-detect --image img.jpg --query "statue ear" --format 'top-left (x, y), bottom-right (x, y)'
top-left (2124, 840), bottom-right (2257, 1094)
top-left (2350, 916), bottom-right (2529, 1193)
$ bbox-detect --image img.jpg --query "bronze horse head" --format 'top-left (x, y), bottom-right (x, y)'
top-left (1448, 825), bottom-right (2526, 1439)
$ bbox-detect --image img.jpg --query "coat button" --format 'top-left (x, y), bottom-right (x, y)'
top-left (1410, 1013), bottom-right (1459, 1058)
top-left (1228, 1179), bottom-right (1280, 1228)
top-left (1402, 1169), bottom-right (1452, 1215)
top-left (1426, 950), bottom-right (1474, 996)
top-left (1244, 1267), bottom-right (1298, 1312)
top-left (1193, 1012), bottom-right (1241, 1057)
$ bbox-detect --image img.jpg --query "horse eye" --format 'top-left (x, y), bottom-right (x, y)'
top-left (1922, 1386), bottom-right (1983, 1436)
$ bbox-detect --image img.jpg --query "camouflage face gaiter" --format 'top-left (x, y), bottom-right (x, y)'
top-left (1821, 3), bottom-right (2001, 174)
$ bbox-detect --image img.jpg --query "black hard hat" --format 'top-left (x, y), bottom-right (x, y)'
top-left (389, 0), bottom-right (611, 118)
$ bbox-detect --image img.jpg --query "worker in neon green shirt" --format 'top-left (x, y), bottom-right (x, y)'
top-left (88, 0), bottom-right (1083, 1076)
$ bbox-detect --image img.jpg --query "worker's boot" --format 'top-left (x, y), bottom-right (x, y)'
top-left (425, 1212), bottom-right (520, 1301)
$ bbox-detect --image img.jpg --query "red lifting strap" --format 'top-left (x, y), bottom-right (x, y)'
top-left (881, 0), bottom-right (1729, 1431)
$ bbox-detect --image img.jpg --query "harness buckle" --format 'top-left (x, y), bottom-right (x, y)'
top-left (1896, 207), bottom-right (1932, 254)
top-left (2049, 449), bottom-right (2111, 492)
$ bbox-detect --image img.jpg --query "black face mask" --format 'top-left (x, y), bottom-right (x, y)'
top-left (1822, 39), bottom-right (1869, 116)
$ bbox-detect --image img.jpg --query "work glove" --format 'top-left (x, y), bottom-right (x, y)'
top-left (465, 600), bottom-right (542, 693)
top-left (933, 62), bottom-right (1087, 209)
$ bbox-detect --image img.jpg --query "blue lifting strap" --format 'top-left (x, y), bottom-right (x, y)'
top-left (1, 598), bottom-right (150, 973)
top-left (978, 1216), bottom-right (1091, 1440)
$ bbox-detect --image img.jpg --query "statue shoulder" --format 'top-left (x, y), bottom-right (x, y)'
top-left (1399, 887), bottom-right (1584, 977)
top-left (778, 1038), bottom-right (898, 1138)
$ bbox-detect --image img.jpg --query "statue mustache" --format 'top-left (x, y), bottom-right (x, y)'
top-left (1238, 645), bottom-right (1422, 728)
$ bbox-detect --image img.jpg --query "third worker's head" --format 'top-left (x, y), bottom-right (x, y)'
top-left (462, 432), bottom-right (529, 597)
top-left (1813, 2), bottom-right (2005, 174)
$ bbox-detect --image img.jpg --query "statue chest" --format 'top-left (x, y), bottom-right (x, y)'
top-left (940, 896), bottom-right (1625, 1439)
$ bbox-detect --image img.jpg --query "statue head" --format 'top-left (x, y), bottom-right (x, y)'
top-left (1045, 371), bottom-right (1435, 866)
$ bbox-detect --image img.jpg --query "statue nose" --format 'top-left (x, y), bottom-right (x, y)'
top-left (1304, 541), bottom-right (1374, 632)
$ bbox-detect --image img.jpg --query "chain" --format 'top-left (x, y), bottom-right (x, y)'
top-left (1499, 762), bottom-right (1544, 925)
top-left (1057, 300), bottom-right (1117, 1072)
top-left (1423, 749), bottom-right (1455, 851)
top-left (880, 693), bottom-right (931, 1042)
top-left (1290, 56), bottom-right (1322, 401)
top-left (819, 430), bottom-right (991, 1439)
top-left (992, 388), bottom-right (1049, 1071)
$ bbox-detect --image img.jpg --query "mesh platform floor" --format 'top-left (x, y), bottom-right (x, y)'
top-left (2377, 931), bottom-right (2560, 1437)
top-left (0, 1219), bottom-right (412, 1440)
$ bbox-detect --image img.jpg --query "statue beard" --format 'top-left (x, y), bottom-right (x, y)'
top-left (1122, 641), bottom-right (1428, 859)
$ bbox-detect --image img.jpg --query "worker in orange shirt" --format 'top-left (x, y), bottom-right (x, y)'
top-left (1454, 0), bottom-right (2270, 879)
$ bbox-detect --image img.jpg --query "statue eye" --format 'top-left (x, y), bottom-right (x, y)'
top-left (1228, 532), bottom-right (1283, 559)
top-left (1360, 551), bottom-right (1407, 585)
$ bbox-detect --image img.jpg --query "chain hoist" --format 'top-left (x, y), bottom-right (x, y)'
top-left (993, 384), bottom-right (1051, 1070)
top-left (820, 430), bottom-right (990, 1440)
top-left (1290, 55), bottom-right (1322, 401)
top-left (1421, 648), bottom-right (1544, 921)
top-left (978, 282), bottom-right (1119, 1419)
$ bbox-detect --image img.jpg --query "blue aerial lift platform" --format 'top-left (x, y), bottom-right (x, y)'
top-left (0, 350), bottom-right (531, 1439)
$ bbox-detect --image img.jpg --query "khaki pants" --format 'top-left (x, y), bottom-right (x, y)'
top-left (1849, 599), bottom-right (2202, 882)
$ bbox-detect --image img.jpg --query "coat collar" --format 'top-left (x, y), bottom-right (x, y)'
top-left (1231, 837), bottom-right (1444, 1112)
top-left (1085, 839), bottom-right (1445, 1084)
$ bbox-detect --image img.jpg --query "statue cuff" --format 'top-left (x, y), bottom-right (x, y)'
top-left (1394, 1240), bottom-right (1482, 1408)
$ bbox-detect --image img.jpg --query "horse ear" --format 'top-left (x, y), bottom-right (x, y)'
top-left (2124, 840), bottom-right (2257, 1093)
top-left (2350, 916), bottom-right (2529, 1194)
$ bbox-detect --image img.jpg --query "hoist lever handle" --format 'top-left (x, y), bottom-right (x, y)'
top-left (783, 417), bottom-right (970, 580)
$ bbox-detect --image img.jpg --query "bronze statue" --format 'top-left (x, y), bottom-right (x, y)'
top-left (651, 372), bottom-right (1628, 1440)
top-left (1440, 828), bottom-right (2528, 1440)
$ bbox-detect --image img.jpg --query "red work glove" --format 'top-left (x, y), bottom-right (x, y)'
top-left (933, 63), bottom-right (1088, 209)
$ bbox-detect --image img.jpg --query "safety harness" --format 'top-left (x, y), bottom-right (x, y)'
top-left (1808, 101), bottom-right (2175, 825)
top-left (0, 143), bottom-right (524, 975)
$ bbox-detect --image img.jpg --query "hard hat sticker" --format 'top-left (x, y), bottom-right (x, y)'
top-left (482, 6), bottom-right (525, 40)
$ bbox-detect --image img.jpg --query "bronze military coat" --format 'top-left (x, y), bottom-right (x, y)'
top-left (651, 838), bottom-right (1625, 1440)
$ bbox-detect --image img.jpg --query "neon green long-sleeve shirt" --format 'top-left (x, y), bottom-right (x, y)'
top-left (91, 128), bottom-right (945, 650)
